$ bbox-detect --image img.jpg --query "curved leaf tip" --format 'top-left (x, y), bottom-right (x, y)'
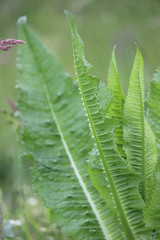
top-left (110, 46), bottom-right (118, 71)
top-left (17, 16), bottom-right (27, 25)
top-left (65, 10), bottom-right (93, 74)
top-left (64, 10), bottom-right (74, 23)
top-left (64, 10), bottom-right (77, 31)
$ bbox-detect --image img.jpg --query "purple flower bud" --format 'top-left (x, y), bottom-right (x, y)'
top-left (0, 38), bottom-right (25, 51)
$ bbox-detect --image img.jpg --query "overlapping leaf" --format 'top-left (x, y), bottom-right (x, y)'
top-left (107, 47), bottom-right (125, 158)
top-left (123, 48), bottom-right (157, 204)
top-left (65, 10), bottom-right (150, 239)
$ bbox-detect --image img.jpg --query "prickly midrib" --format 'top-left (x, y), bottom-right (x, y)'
top-left (23, 27), bottom-right (111, 240)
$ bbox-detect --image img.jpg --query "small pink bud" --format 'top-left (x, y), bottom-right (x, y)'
top-left (8, 99), bottom-right (17, 113)
top-left (0, 38), bottom-right (25, 51)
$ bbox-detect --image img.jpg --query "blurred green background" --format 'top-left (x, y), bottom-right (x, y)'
top-left (1, 0), bottom-right (160, 238)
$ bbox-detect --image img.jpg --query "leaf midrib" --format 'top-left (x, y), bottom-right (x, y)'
top-left (23, 26), bottom-right (111, 240)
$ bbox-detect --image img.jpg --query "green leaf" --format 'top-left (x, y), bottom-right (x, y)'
top-left (97, 82), bottom-right (113, 116)
top-left (87, 145), bottom-right (116, 213)
top-left (123, 47), bottom-right (157, 204)
top-left (146, 66), bottom-right (160, 160)
top-left (143, 162), bottom-right (160, 237)
top-left (144, 67), bottom-right (160, 238)
top-left (123, 47), bottom-right (144, 174)
top-left (144, 121), bottom-right (157, 203)
top-left (17, 16), bottom-right (119, 240)
top-left (107, 47), bottom-right (125, 158)
top-left (66, 10), bottom-right (150, 239)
